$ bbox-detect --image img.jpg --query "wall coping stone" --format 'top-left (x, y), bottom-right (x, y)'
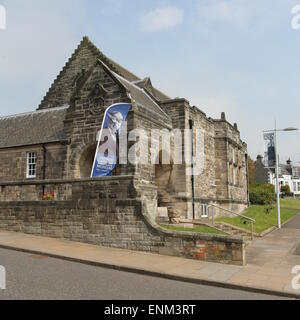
top-left (0, 176), bottom-right (137, 187)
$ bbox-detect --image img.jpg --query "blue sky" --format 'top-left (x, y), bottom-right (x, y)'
top-left (0, 0), bottom-right (300, 163)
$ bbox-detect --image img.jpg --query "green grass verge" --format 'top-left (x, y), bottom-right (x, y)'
top-left (159, 224), bottom-right (226, 236)
top-left (217, 198), bottom-right (300, 234)
top-left (280, 198), bottom-right (300, 210)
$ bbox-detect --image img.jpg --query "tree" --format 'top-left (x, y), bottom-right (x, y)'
top-left (248, 156), bottom-right (256, 185)
top-left (249, 184), bottom-right (275, 205)
top-left (281, 184), bottom-right (291, 194)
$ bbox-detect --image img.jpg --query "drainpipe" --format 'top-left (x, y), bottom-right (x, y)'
top-left (189, 119), bottom-right (195, 220)
top-left (245, 154), bottom-right (250, 206)
top-left (42, 144), bottom-right (47, 195)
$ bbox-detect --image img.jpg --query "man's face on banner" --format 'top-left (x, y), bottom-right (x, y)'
top-left (108, 112), bottom-right (123, 135)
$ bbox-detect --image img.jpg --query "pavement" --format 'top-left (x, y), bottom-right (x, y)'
top-left (0, 247), bottom-right (287, 300)
top-left (0, 215), bottom-right (299, 299)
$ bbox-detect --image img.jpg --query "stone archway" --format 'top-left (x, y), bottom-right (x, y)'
top-left (78, 144), bottom-right (97, 178)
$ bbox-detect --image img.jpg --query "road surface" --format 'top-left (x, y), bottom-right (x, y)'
top-left (0, 248), bottom-right (291, 300)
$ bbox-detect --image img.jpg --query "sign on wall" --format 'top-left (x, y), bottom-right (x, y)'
top-left (91, 103), bottom-right (131, 177)
top-left (263, 132), bottom-right (276, 168)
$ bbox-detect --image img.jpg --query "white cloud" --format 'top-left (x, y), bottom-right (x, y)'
top-left (140, 6), bottom-right (184, 32)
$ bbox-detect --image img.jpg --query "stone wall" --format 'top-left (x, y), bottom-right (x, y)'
top-left (213, 118), bottom-right (249, 214)
top-left (0, 143), bottom-right (66, 182)
top-left (190, 107), bottom-right (217, 206)
top-left (63, 61), bottom-right (132, 179)
top-left (160, 100), bottom-right (249, 219)
top-left (0, 177), bottom-right (245, 265)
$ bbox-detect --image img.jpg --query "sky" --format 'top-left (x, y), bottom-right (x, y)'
top-left (0, 0), bottom-right (300, 163)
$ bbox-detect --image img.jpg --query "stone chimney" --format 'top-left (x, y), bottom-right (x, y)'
top-left (256, 155), bottom-right (263, 164)
top-left (221, 112), bottom-right (226, 121)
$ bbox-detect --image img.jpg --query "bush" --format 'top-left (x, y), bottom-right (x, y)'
top-left (281, 192), bottom-right (294, 198)
top-left (249, 184), bottom-right (275, 205)
top-left (280, 185), bottom-right (291, 194)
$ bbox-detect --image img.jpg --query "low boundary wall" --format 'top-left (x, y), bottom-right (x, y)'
top-left (0, 177), bottom-right (245, 265)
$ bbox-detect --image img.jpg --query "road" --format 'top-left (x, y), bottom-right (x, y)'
top-left (0, 248), bottom-right (291, 300)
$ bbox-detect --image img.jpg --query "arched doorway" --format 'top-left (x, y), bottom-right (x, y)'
top-left (78, 143), bottom-right (121, 178)
top-left (79, 144), bottom-right (97, 178)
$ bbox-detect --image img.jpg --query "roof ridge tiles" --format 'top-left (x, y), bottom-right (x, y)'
top-left (0, 105), bottom-right (69, 120)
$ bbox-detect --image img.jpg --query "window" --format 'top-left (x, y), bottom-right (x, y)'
top-left (201, 204), bottom-right (208, 218)
top-left (26, 152), bottom-right (37, 178)
top-left (298, 182), bottom-right (300, 191)
top-left (233, 167), bottom-right (236, 185)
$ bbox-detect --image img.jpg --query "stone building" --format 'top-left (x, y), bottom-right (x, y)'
top-left (0, 37), bottom-right (249, 265)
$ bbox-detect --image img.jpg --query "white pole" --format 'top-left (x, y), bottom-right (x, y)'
top-left (275, 127), bottom-right (281, 229)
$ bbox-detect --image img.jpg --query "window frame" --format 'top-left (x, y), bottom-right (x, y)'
top-left (26, 152), bottom-right (37, 179)
top-left (201, 204), bottom-right (208, 218)
top-left (233, 167), bottom-right (236, 185)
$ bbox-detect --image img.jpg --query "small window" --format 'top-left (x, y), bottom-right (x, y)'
top-left (233, 167), bottom-right (236, 185)
top-left (232, 147), bottom-right (235, 164)
top-left (26, 152), bottom-right (37, 179)
top-left (201, 204), bottom-right (208, 218)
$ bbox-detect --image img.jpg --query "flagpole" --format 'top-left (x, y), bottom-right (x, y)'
top-left (274, 120), bottom-right (281, 229)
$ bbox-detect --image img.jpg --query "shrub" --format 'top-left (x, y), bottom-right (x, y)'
top-left (280, 185), bottom-right (291, 194)
top-left (249, 184), bottom-right (275, 205)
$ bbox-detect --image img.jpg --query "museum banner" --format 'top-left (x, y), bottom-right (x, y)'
top-left (263, 132), bottom-right (276, 168)
top-left (91, 103), bottom-right (131, 177)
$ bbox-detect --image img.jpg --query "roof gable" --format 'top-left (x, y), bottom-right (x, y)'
top-left (70, 59), bottom-right (171, 121)
top-left (38, 37), bottom-right (169, 110)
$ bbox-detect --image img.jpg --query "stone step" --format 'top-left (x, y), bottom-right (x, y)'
top-left (156, 207), bottom-right (169, 223)
top-left (212, 222), bottom-right (252, 240)
top-left (157, 207), bottom-right (168, 218)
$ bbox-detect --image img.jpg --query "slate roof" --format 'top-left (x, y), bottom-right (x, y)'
top-left (0, 106), bottom-right (67, 149)
top-left (110, 69), bottom-right (170, 120)
top-left (85, 37), bottom-right (170, 101)
top-left (269, 164), bottom-right (293, 178)
top-left (279, 164), bottom-right (293, 176)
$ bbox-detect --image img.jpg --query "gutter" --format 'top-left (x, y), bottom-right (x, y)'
top-left (189, 119), bottom-right (195, 220)
top-left (42, 144), bottom-right (47, 195)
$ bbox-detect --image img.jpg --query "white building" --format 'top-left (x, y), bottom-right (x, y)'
top-left (256, 156), bottom-right (300, 195)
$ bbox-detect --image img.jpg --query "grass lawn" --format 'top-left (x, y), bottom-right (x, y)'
top-left (217, 198), bottom-right (300, 234)
top-left (159, 224), bottom-right (225, 236)
top-left (280, 198), bottom-right (300, 210)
